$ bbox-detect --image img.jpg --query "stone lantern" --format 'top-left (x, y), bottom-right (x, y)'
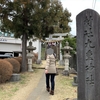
top-left (27, 41), bottom-right (36, 72)
top-left (61, 41), bottom-right (73, 76)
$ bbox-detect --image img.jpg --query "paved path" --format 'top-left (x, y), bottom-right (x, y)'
top-left (26, 71), bottom-right (50, 100)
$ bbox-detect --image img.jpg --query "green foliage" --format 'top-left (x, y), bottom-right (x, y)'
top-left (41, 47), bottom-right (45, 60)
top-left (0, 0), bottom-right (72, 40)
top-left (0, 0), bottom-right (72, 71)
top-left (62, 35), bottom-right (76, 55)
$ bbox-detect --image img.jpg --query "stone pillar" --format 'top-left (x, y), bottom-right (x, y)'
top-left (59, 36), bottom-right (63, 65)
top-left (36, 40), bottom-right (41, 64)
top-left (65, 58), bottom-right (69, 70)
top-left (60, 41), bottom-right (62, 61)
top-left (76, 9), bottom-right (100, 100)
top-left (56, 42), bottom-right (59, 60)
top-left (27, 52), bottom-right (34, 71)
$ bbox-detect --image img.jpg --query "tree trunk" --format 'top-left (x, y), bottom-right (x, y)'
top-left (21, 33), bottom-right (27, 72)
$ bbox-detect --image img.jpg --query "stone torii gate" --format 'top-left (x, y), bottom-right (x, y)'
top-left (45, 33), bottom-right (68, 65)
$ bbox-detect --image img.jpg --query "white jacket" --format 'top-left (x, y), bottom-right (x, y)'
top-left (45, 54), bottom-right (56, 74)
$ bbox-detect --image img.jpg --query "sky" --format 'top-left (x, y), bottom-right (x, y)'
top-left (60, 0), bottom-right (100, 36)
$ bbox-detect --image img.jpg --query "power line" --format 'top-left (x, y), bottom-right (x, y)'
top-left (92, 0), bottom-right (97, 9)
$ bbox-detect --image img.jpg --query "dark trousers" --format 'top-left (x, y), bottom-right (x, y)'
top-left (45, 74), bottom-right (56, 90)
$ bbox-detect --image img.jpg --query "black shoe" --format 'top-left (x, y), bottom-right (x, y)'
top-left (46, 88), bottom-right (50, 92)
top-left (50, 90), bottom-right (54, 95)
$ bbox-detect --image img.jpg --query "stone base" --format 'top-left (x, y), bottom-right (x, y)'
top-left (73, 99), bottom-right (77, 100)
top-left (59, 60), bottom-right (64, 66)
top-left (62, 70), bottom-right (69, 76)
top-left (36, 59), bottom-right (41, 64)
top-left (63, 98), bottom-right (77, 100)
top-left (72, 82), bottom-right (78, 86)
top-left (28, 67), bottom-right (34, 72)
top-left (28, 64), bottom-right (34, 72)
top-left (69, 68), bottom-right (77, 74)
top-left (28, 69), bottom-right (34, 72)
top-left (10, 73), bottom-right (20, 82)
top-left (72, 76), bottom-right (78, 86)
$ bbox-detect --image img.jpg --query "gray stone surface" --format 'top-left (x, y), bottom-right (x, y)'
top-left (10, 73), bottom-right (20, 82)
top-left (62, 70), bottom-right (69, 76)
top-left (63, 98), bottom-right (77, 100)
top-left (72, 76), bottom-right (78, 86)
top-left (59, 60), bottom-right (65, 66)
top-left (61, 42), bottom-right (72, 70)
top-left (36, 59), bottom-right (41, 64)
top-left (69, 54), bottom-right (77, 71)
top-left (76, 9), bottom-right (100, 100)
top-left (69, 68), bottom-right (77, 74)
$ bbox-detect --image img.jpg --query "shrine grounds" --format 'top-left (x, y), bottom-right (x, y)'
top-left (0, 60), bottom-right (77, 100)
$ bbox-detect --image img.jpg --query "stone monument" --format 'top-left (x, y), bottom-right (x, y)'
top-left (27, 41), bottom-right (36, 72)
top-left (61, 41), bottom-right (73, 76)
top-left (76, 9), bottom-right (100, 100)
top-left (10, 74), bottom-right (20, 82)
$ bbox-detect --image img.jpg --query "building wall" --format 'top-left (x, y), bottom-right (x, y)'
top-left (0, 37), bottom-right (40, 54)
top-left (0, 43), bottom-right (21, 52)
top-left (0, 37), bottom-right (21, 53)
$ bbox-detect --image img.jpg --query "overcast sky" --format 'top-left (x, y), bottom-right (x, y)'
top-left (60, 0), bottom-right (100, 36)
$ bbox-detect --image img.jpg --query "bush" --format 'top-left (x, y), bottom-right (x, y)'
top-left (32, 52), bottom-right (38, 63)
top-left (5, 58), bottom-right (20, 73)
top-left (33, 52), bottom-right (38, 59)
top-left (14, 57), bottom-right (22, 65)
top-left (14, 57), bottom-right (22, 71)
top-left (14, 57), bottom-right (28, 72)
top-left (0, 60), bottom-right (13, 83)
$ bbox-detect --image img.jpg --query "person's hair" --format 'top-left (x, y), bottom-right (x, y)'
top-left (53, 53), bottom-right (56, 58)
top-left (47, 45), bottom-right (51, 49)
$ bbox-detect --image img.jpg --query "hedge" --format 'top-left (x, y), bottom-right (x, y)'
top-left (0, 59), bottom-right (13, 83)
top-left (5, 58), bottom-right (20, 73)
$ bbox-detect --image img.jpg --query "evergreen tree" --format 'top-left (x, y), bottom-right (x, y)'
top-left (0, 0), bottom-right (72, 71)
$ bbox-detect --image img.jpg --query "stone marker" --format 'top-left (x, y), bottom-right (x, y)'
top-left (10, 73), bottom-right (20, 82)
top-left (72, 76), bottom-right (78, 86)
top-left (76, 9), bottom-right (100, 100)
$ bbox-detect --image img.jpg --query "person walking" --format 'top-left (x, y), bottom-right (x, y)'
top-left (45, 46), bottom-right (56, 95)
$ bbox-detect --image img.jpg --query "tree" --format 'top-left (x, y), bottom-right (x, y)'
top-left (62, 35), bottom-right (76, 55)
top-left (0, 0), bottom-right (72, 72)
